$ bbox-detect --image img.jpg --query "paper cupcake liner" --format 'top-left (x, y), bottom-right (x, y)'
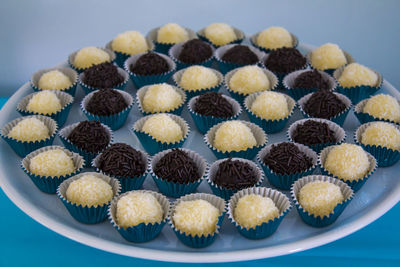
top-left (132, 113), bottom-right (189, 155)
top-left (354, 122), bottom-right (400, 167)
top-left (106, 38), bottom-right (155, 67)
top-left (287, 118), bottom-right (346, 153)
top-left (108, 190), bottom-right (170, 242)
top-left (150, 148), bottom-right (208, 197)
top-left (188, 93), bottom-right (242, 134)
top-left (197, 26), bottom-right (244, 48)
top-left (78, 66), bottom-right (130, 95)
top-left (244, 92), bottom-right (296, 134)
top-left (124, 52), bottom-right (176, 88)
top-left (57, 172), bottom-right (121, 224)
top-left (291, 175), bottom-right (354, 227)
top-left (59, 121), bottom-right (113, 163)
top-left (214, 44), bottom-right (266, 74)
top-left (92, 147), bottom-right (150, 193)
top-left (204, 120), bottom-right (267, 160)
top-left (169, 193), bottom-right (226, 248)
top-left (319, 144), bottom-right (377, 192)
top-left (256, 142), bottom-right (318, 190)
top-left (282, 69), bottom-right (337, 101)
top-left (206, 158), bottom-right (264, 200)
top-left (68, 47), bottom-right (116, 73)
top-left (306, 49), bottom-right (355, 76)
top-left (31, 67), bottom-right (78, 96)
top-left (168, 41), bottom-right (215, 70)
top-left (81, 89), bottom-right (133, 130)
top-left (136, 84), bottom-right (187, 116)
top-left (298, 91), bottom-right (352, 126)
top-left (334, 66), bottom-right (383, 104)
top-left (250, 32), bottom-right (299, 53)
top-left (17, 90), bottom-right (74, 127)
top-left (21, 145), bottom-right (85, 194)
top-left (224, 66), bottom-right (279, 104)
top-left (147, 27), bottom-right (197, 54)
top-left (353, 97), bottom-right (400, 126)
top-left (1, 115), bottom-right (58, 157)
top-left (172, 67), bottom-right (224, 99)
top-left (228, 187), bottom-right (291, 239)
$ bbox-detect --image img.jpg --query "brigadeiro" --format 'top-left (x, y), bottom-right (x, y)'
top-left (264, 47), bottom-right (307, 75)
top-left (213, 158), bottom-right (258, 190)
top-left (67, 121), bottom-right (110, 154)
top-left (193, 92), bottom-right (234, 118)
top-left (303, 90), bottom-right (347, 119)
top-left (291, 120), bottom-right (338, 146)
top-left (85, 89), bottom-right (128, 116)
top-left (82, 62), bottom-right (125, 89)
top-left (221, 45), bottom-right (259, 65)
top-left (178, 39), bottom-right (213, 64)
top-left (293, 69), bottom-right (331, 90)
top-left (130, 51), bottom-right (170, 75)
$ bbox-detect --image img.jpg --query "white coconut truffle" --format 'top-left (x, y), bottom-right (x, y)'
top-left (229, 66), bottom-right (270, 95)
top-left (73, 47), bottom-right (111, 69)
top-left (112, 31), bottom-right (149, 55)
top-left (38, 70), bottom-right (72, 90)
top-left (363, 94), bottom-right (400, 123)
top-left (250, 91), bottom-right (289, 120)
top-left (256, 26), bottom-right (293, 50)
top-left (361, 122), bottom-right (400, 150)
top-left (311, 43), bottom-right (347, 70)
top-left (141, 114), bottom-right (183, 143)
top-left (204, 23), bottom-right (237, 46)
top-left (157, 23), bottom-right (189, 44)
top-left (26, 91), bottom-right (62, 115)
top-left (142, 83), bottom-right (183, 113)
top-left (7, 117), bottom-right (50, 142)
top-left (338, 63), bottom-right (378, 88)
top-left (213, 121), bottom-right (257, 152)
top-left (179, 66), bottom-right (219, 91)
top-left (29, 149), bottom-right (75, 177)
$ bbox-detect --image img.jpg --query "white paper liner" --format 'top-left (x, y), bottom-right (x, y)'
top-left (69, 47), bottom-right (116, 71)
top-left (250, 32), bottom-right (298, 50)
top-left (105, 37), bottom-right (155, 56)
top-left (197, 26), bottom-right (244, 47)
top-left (282, 69), bottom-right (337, 90)
top-left (214, 44), bottom-right (266, 63)
top-left (306, 49), bottom-right (355, 71)
top-left (172, 67), bottom-right (223, 92)
top-left (147, 27), bottom-right (197, 45)
top-left (31, 67), bottom-right (78, 92)
top-left (124, 51), bottom-right (176, 76)
top-left (168, 41), bottom-right (215, 64)
top-left (333, 65), bottom-right (383, 89)
top-left (80, 89), bottom-right (134, 116)
top-left (355, 121), bottom-right (400, 151)
top-left (187, 93), bottom-right (242, 119)
top-left (78, 66), bottom-right (129, 91)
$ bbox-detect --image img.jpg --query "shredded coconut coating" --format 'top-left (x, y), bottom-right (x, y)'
top-left (73, 47), bottom-right (111, 69)
top-left (7, 118), bottom-right (49, 142)
top-left (338, 63), bottom-right (378, 88)
top-left (234, 194), bottom-right (279, 229)
top-left (251, 91), bottom-right (289, 120)
top-left (204, 23), bottom-right (237, 46)
top-left (142, 114), bottom-right (183, 143)
top-left (26, 91), bottom-right (62, 115)
top-left (179, 66), bottom-right (219, 91)
top-left (257, 26), bottom-right (292, 50)
top-left (143, 83), bottom-right (183, 113)
top-left (173, 199), bottom-right (220, 236)
top-left (361, 122), bottom-right (400, 150)
top-left (363, 94), bottom-right (400, 123)
top-left (66, 175), bottom-right (113, 207)
top-left (29, 149), bottom-right (75, 177)
top-left (324, 144), bottom-right (370, 181)
top-left (299, 181), bottom-right (344, 217)
top-left (116, 191), bottom-right (163, 228)
top-left (229, 66), bottom-right (270, 95)
top-left (213, 121), bottom-right (257, 152)
top-left (311, 43), bottom-right (347, 70)
top-left (112, 31), bottom-right (149, 55)
top-left (38, 70), bottom-right (72, 90)
top-left (157, 23), bottom-right (189, 44)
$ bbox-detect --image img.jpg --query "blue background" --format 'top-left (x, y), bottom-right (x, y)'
top-left (1, 0), bottom-right (400, 265)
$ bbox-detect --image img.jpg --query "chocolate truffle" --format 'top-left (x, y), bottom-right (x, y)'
top-left (264, 47), bottom-right (306, 74)
top-left (311, 43), bottom-right (347, 70)
top-left (213, 158), bottom-right (258, 190)
top-left (178, 39), bottom-right (213, 64)
top-left (256, 26), bottom-right (293, 50)
top-left (141, 114), bottom-right (183, 143)
top-left (26, 91), bottom-right (62, 115)
top-left (204, 23), bottom-right (237, 46)
top-left (263, 142), bottom-right (313, 175)
top-left (38, 70), bottom-right (72, 90)
top-left (293, 69), bottom-right (331, 90)
top-left (112, 31), bottom-right (149, 55)
top-left (157, 23), bottom-right (189, 44)
top-left (8, 117), bottom-right (50, 142)
top-left (303, 91), bottom-right (347, 119)
top-left (179, 66), bottom-right (219, 91)
top-left (193, 92), bottom-right (234, 118)
top-left (292, 120), bottom-right (337, 145)
top-left (363, 94), bottom-right (400, 123)
top-left (73, 47), bottom-right (111, 69)
top-left (250, 91), bottom-right (289, 120)
top-left (229, 66), bottom-right (270, 95)
top-left (221, 45), bottom-right (258, 65)
top-left (213, 121), bottom-right (257, 152)
top-left (30, 149), bottom-right (75, 177)
top-left (85, 89), bottom-right (128, 116)
top-left (98, 143), bottom-right (146, 177)
top-left (338, 63), bottom-right (379, 88)
top-left (142, 83), bottom-right (183, 113)
top-left (82, 62), bottom-right (124, 89)
top-left (130, 52), bottom-right (170, 75)
top-left (361, 122), bottom-right (400, 150)
top-left (67, 121), bottom-right (110, 153)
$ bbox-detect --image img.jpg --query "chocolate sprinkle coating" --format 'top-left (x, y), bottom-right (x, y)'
top-left (98, 143), bottom-right (146, 177)
top-left (293, 69), bottom-right (331, 90)
top-left (292, 120), bottom-right (338, 145)
top-left (303, 90), bottom-right (347, 119)
top-left (263, 142), bottom-right (313, 175)
top-left (221, 45), bottom-right (259, 65)
top-left (154, 149), bottom-right (200, 184)
top-left (68, 121), bottom-right (110, 153)
top-left (130, 52), bottom-right (170, 75)
top-left (264, 47), bottom-right (306, 73)
top-left (86, 88), bottom-right (128, 116)
top-left (193, 92), bottom-right (234, 118)
top-left (213, 158), bottom-right (258, 190)
top-left (178, 39), bottom-right (213, 64)
top-left (82, 62), bottom-right (124, 88)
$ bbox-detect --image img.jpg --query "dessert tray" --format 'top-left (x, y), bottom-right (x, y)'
top-left (0, 43), bottom-right (399, 263)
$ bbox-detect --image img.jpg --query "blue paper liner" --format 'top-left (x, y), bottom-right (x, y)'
top-left (249, 32), bottom-right (299, 54)
top-left (31, 67), bottom-right (78, 96)
top-left (228, 187), bottom-right (291, 239)
top-left (168, 41), bottom-right (215, 70)
top-left (291, 175), bottom-right (354, 227)
top-left (108, 190), bottom-right (170, 243)
top-left (132, 113), bottom-right (189, 155)
top-left (353, 96), bottom-right (400, 126)
top-left (57, 172), bottom-right (121, 224)
top-left (257, 142), bottom-right (318, 190)
top-left (197, 26), bottom-right (244, 48)
top-left (68, 47), bottom-right (116, 73)
top-left (146, 27), bottom-right (197, 54)
top-left (1, 115), bottom-right (58, 157)
top-left (21, 145), bottom-right (85, 194)
top-left (204, 120), bottom-right (268, 160)
top-left (105, 38), bottom-right (155, 67)
top-left (306, 49), bottom-right (355, 76)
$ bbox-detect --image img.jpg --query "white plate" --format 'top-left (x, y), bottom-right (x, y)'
top-left (0, 43), bottom-right (399, 263)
